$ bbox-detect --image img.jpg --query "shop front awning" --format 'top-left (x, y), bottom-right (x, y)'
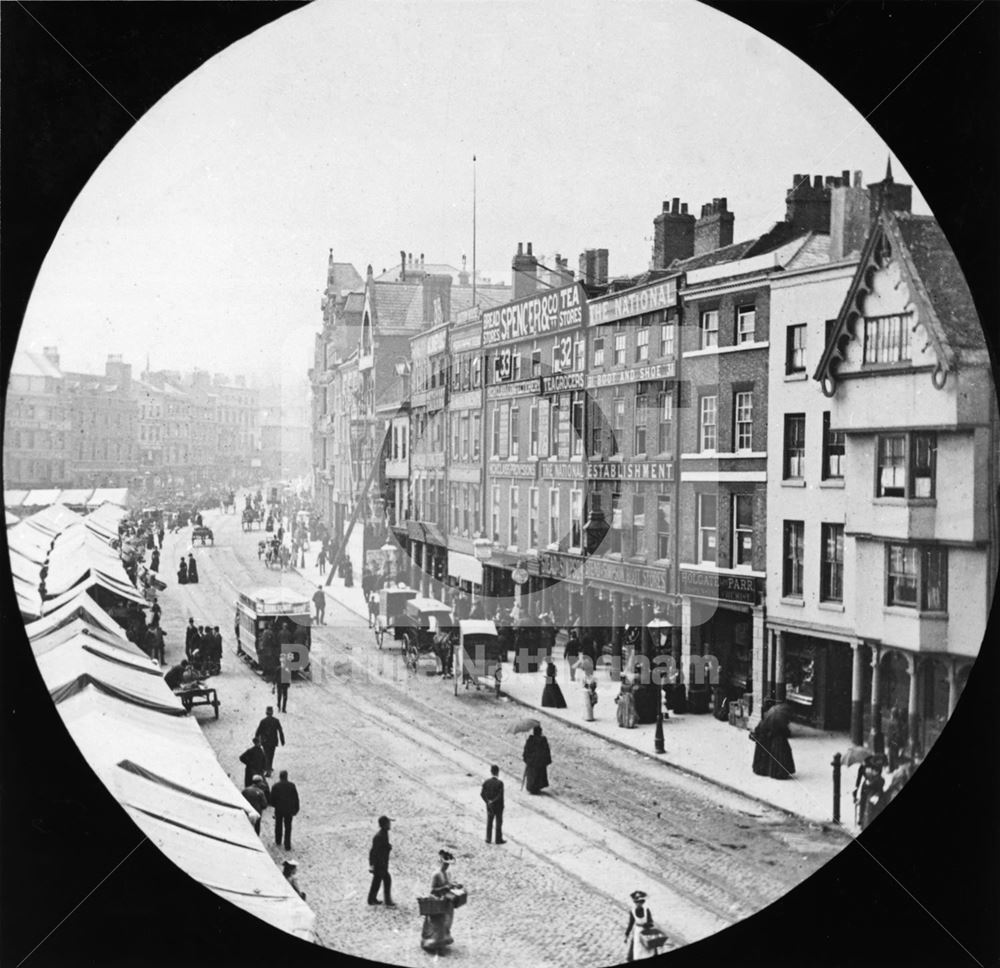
top-left (448, 551), bottom-right (483, 586)
top-left (422, 522), bottom-right (448, 547)
top-left (406, 521), bottom-right (426, 543)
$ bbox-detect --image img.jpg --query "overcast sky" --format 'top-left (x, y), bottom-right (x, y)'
top-left (15, 0), bottom-right (926, 381)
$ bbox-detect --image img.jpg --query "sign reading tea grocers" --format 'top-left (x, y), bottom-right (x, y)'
top-left (482, 282), bottom-right (588, 347)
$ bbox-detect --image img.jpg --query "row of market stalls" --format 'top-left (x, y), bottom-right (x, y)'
top-left (8, 503), bottom-right (317, 942)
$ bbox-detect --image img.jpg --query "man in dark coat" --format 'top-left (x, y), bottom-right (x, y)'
top-left (164, 660), bottom-right (189, 691)
top-left (480, 765), bottom-right (506, 844)
top-left (239, 737), bottom-right (268, 788)
top-left (254, 706), bottom-right (286, 777)
top-left (242, 775), bottom-right (269, 834)
top-left (185, 618), bottom-right (198, 660)
top-left (269, 769), bottom-right (300, 850)
top-left (150, 548), bottom-right (160, 573)
top-left (312, 586), bottom-right (326, 626)
top-left (367, 815), bottom-right (395, 906)
top-left (522, 725), bottom-right (552, 794)
top-left (187, 553), bottom-right (199, 584)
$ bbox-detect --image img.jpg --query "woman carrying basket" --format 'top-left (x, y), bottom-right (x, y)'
top-left (624, 890), bottom-right (668, 961)
top-left (420, 849), bottom-right (461, 954)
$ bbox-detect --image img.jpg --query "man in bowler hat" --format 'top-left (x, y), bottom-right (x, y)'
top-left (481, 765), bottom-right (506, 844)
top-left (367, 815), bottom-right (395, 907)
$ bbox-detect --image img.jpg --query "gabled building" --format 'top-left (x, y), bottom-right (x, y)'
top-left (812, 199), bottom-right (995, 755)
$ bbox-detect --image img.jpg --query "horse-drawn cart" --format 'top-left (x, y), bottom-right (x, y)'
top-left (372, 586), bottom-right (418, 649)
top-left (234, 586), bottom-right (312, 680)
top-left (455, 620), bottom-right (503, 696)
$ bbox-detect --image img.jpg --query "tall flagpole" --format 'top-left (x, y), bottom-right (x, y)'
top-left (472, 154), bottom-right (477, 306)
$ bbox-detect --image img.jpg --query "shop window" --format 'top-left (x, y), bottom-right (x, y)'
top-left (822, 412), bottom-right (844, 479)
top-left (734, 391), bottom-right (753, 453)
top-left (697, 493), bottom-right (717, 564)
top-left (821, 523), bottom-right (844, 602)
top-left (699, 310), bottom-right (719, 349)
top-left (864, 311), bottom-right (913, 364)
top-left (887, 544), bottom-right (947, 611)
top-left (783, 521), bottom-right (804, 597)
top-left (656, 494), bottom-right (671, 560)
top-left (614, 333), bottom-right (627, 366)
top-left (593, 336), bottom-right (605, 368)
top-left (732, 494), bottom-right (753, 568)
top-left (509, 485), bottom-right (519, 547)
top-left (636, 328), bottom-right (650, 362)
top-left (570, 489), bottom-right (583, 550)
top-left (785, 644), bottom-right (816, 706)
top-left (736, 305), bottom-right (756, 344)
top-left (631, 494), bottom-right (646, 556)
top-left (549, 489), bottom-right (560, 546)
top-left (699, 395), bottom-right (717, 452)
top-left (529, 487), bottom-right (539, 547)
top-left (786, 324), bottom-right (806, 374)
top-left (783, 413), bottom-right (805, 479)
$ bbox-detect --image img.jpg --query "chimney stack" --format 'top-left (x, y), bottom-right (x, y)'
top-left (653, 193), bottom-right (696, 267)
top-left (512, 241), bottom-right (539, 300)
top-left (578, 248), bottom-right (609, 287)
top-left (400, 249), bottom-right (406, 281)
top-left (693, 197), bottom-right (735, 256)
top-left (784, 172), bottom-right (847, 234)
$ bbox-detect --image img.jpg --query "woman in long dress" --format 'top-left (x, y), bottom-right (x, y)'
top-left (522, 725), bottom-right (552, 794)
top-left (616, 675), bottom-right (638, 728)
top-left (580, 670), bottom-right (597, 722)
top-left (540, 661), bottom-right (567, 708)
top-left (624, 891), bottom-right (666, 961)
top-left (420, 850), bottom-right (456, 954)
top-left (187, 554), bottom-right (199, 584)
top-left (177, 558), bottom-right (188, 585)
top-left (750, 698), bottom-right (775, 776)
top-left (761, 702), bottom-right (795, 778)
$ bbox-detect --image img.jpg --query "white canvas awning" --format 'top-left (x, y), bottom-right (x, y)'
top-left (87, 488), bottom-right (128, 508)
top-left (448, 550), bottom-right (484, 585)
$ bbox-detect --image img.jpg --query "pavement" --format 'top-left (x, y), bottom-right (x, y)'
top-left (289, 536), bottom-right (863, 834)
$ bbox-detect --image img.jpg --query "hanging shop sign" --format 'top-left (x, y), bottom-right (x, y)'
top-left (482, 282), bottom-right (587, 347)
top-left (679, 568), bottom-right (762, 605)
top-left (588, 278), bottom-right (678, 327)
top-left (586, 361), bottom-right (676, 390)
top-left (586, 460), bottom-right (674, 482)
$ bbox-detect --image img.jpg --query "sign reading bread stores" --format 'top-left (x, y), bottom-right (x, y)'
top-left (482, 282), bottom-right (587, 347)
top-left (588, 277), bottom-right (678, 327)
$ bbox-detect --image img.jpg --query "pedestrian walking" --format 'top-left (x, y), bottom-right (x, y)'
top-left (316, 546), bottom-right (327, 576)
top-left (480, 765), bottom-right (506, 844)
top-left (177, 558), bottom-right (188, 585)
top-left (239, 736), bottom-right (268, 788)
top-left (522, 725), bottom-right (552, 795)
top-left (362, 566), bottom-right (376, 600)
top-left (156, 525), bottom-right (165, 549)
top-left (343, 557), bottom-right (354, 587)
top-left (624, 890), bottom-right (668, 961)
top-left (886, 706), bottom-right (908, 772)
top-left (420, 850), bottom-right (459, 953)
top-left (270, 769), bottom-right (300, 850)
top-left (276, 651), bottom-right (291, 712)
top-left (615, 674), bottom-right (638, 728)
top-left (564, 630), bottom-right (581, 682)
top-left (749, 700), bottom-right (796, 779)
top-left (367, 816), bottom-right (395, 907)
top-left (367, 590), bottom-right (380, 629)
top-left (580, 670), bottom-right (598, 721)
top-left (541, 660), bottom-right (567, 708)
top-left (254, 706), bottom-right (286, 777)
top-left (187, 553), bottom-right (199, 584)
top-left (242, 775), bottom-right (269, 835)
top-left (150, 548), bottom-right (160, 573)
top-left (283, 860), bottom-right (306, 899)
top-left (312, 585), bottom-right (326, 625)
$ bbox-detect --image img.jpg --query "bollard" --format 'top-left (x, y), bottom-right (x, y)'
top-left (831, 752), bottom-right (842, 824)
top-left (654, 713), bottom-right (665, 754)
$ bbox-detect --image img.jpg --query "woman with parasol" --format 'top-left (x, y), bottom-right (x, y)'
top-left (521, 724), bottom-right (552, 794)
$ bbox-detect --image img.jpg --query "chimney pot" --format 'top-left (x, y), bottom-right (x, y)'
top-left (672, 197), bottom-right (680, 213)
top-left (813, 175), bottom-right (823, 188)
top-left (517, 242), bottom-right (523, 256)
top-left (842, 170), bottom-right (850, 185)
top-left (719, 197), bottom-right (727, 210)
top-left (662, 200), bottom-right (670, 212)
top-left (854, 170), bottom-right (863, 187)
top-left (681, 202), bottom-right (688, 214)
top-left (527, 242), bottom-right (533, 256)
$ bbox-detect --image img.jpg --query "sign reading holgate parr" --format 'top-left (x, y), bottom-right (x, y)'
top-left (679, 568), bottom-right (762, 605)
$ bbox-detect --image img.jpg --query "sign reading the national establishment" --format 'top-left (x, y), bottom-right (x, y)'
top-left (482, 283), bottom-right (587, 347)
top-left (588, 278), bottom-right (678, 327)
top-left (587, 460), bottom-right (674, 482)
top-left (679, 568), bottom-right (762, 605)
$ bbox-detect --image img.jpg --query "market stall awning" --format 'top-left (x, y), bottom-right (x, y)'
top-left (6, 509), bottom-right (20, 527)
top-left (55, 488), bottom-right (95, 507)
top-left (26, 593), bottom-right (125, 640)
top-left (4, 489), bottom-right (29, 508)
top-left (87, 488), bottom-right (128, 508)
top-left (21, 489), bottom-right (62, 508)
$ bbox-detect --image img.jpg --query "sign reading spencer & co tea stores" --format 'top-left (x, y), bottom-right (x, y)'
top-left (586, 361), bottom-right (676, 389)
top-left (584, 557), bottom-right (669, 593)
top-left (588, 278), bottom-right (678, 327)
top-left (482, 283), bottom-right (587, 347)
top-left (587, 460), bottom-right (674, 482)
top-left (679, 568), bottom-right (762, 605)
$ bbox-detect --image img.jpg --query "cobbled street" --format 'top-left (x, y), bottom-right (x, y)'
top-left (158, 503), bottom-right (845, 967)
